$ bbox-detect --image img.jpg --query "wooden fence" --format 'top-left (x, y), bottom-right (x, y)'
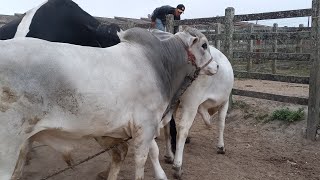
top-left (1, 2), bottom-right (319, 140)
top-left (164, 2), bottom-right (319, 140)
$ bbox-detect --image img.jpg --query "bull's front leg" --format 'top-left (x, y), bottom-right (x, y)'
top-left (173, 107), bottom-right (198, 179)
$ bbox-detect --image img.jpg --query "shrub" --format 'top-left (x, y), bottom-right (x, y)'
top-left (269, 107), bottom-right (304, 123)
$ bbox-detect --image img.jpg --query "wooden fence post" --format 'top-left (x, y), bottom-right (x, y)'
top-left (296, 24), bottom-right (304, 53)
top-left (224, 7), bottom-right (235, 109)
top-left (127, 22), bottom-right (135, 29)
top-left (272, 23), bottom-right (278, 74)
top-left (166, 14), bottom-right (174, 33)
top-left (246, 24), bottom-right (254, 72)
top-left (215, 23), bottom-right (221, 50)
top-left (307, 0), bottom-right (320, 140)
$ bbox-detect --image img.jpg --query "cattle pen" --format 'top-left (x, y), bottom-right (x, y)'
top-left (0, 1), bottom-right (319, 141)
top-left (162, 2), bottom-right (319, 141)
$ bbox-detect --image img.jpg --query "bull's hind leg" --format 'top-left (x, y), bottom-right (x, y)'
top-left (95, 137), bottom-right (128, 180)
top-left (216, 101), bottom-right (228, 154)
top-left (173, 107), bottom-right (198, 179)
top-left (162, 111), bottom-right (175, 164)
top-left (163, 123), bottom-right (174, 164)
top-left (149, 139), bottom-right (167, 180)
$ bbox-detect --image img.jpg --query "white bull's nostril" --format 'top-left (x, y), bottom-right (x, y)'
top-left (217, 64), bottom-right (219, 69)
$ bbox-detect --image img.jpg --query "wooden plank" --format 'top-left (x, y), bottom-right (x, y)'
top-left (233, 52), bottom-right (311, 61)
top-left (307, 0), bottom-right (320, 140)
top-left (175, 16), bottom-right (225, 26)
top-left (254, 27), bottom-right (311, 32)
top-left (175, 9), bottom-right (311, 26)
top-left (224, 7), bottom-right (235, 109)
top-left (233, 31), bottom-right (311, 41)
top-left (246, 24), bottom-right (254, 72)
top-left (233, 44), bottom-right (298, 51)
top-left (234, 71), bottom-right (309, 84)
top-left (234, 9), bottom-right (312, 22)
top-left (215, 23), bottom-right (221, 50)
top-left (272, 23), bottom-right (278, 74)
top-left (232, 89), bottom-right (309, 105)
top-left (203, 33), bottom-right (224, 41)
top-left (205, 31), bottom-right (311, 41)
top-left (166, 14), bottom-right (174, 34)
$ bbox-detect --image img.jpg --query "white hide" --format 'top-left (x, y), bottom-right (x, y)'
top-left (0, 37), bottom-right (163, 179)
top-left (0, 27), bottom-right (217, 180)
top-left (163, 46), bottom-right (234, 177)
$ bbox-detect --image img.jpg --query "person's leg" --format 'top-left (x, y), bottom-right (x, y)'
top-left (155, 18), bottom-right (165, 31)
top-left (169, 116), bottom-right (177, 153)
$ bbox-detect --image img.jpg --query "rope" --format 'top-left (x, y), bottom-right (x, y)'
top-left (40, 138), bottom-right (131, 180)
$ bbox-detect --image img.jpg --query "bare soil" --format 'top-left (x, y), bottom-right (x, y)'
top-left (22, 79), bottom-right (320, 180)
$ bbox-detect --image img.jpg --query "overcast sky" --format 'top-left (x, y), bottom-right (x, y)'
top-left (0, 0), bottom-right (312, 27)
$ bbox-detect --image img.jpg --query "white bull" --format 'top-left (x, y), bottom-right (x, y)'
top-left (163, 45), bottom-right (234, 178)
top-left (0, 27), bottom-right (218, 180)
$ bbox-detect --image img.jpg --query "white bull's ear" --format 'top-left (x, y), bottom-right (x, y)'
top-left (188, 36), bottom-right (198, 47)
top-left (176, 32), bottom-right (199, 48)
top-left (183, 31), bottom-right (198, 47)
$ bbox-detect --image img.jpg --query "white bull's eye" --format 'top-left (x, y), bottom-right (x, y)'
top-left (202, 43), bottom-right (208, 50)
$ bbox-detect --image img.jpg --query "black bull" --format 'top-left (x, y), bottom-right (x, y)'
top-left (0, 0), bottom-right (120, 48)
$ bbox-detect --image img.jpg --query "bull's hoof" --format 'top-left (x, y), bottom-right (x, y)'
top-left (217, 146), bottom-right (226, 154)
top-left (172, 166), bottom-right (183, 179)
top-left (164, 155), bottom-right (174, 164)
top-left (96, 170), bottom-right (109, 180)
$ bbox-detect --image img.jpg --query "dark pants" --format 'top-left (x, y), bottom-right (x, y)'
top-left (170, 115), bottom-right (191, 153)
top-left (170, 115), bottom-right (177, 153)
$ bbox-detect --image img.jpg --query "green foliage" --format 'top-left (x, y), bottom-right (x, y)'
top-left (269, 108), bottom-right (304, 123)
top-left (255, 113), bottom-right (269, 121)
top-left (232, 100), bottom-right (250, 109)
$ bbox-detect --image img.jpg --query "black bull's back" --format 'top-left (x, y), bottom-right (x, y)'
top-left (0, 0), bottom-right (120, 47)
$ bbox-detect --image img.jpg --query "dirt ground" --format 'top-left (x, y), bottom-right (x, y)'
top-left (21, 79), bottom-right (320, 180)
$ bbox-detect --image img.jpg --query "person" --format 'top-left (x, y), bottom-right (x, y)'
top-left (150, 4), bottom-right (185, 32)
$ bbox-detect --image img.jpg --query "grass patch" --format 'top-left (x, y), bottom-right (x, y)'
top-left (232, 100), bottom-right (250, 110)
top-left (269, 107), bottom-right (305, 123)
top-left (255, 113), bottom-right (269, 122)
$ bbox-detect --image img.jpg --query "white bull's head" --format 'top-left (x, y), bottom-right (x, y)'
top-left (175, 27), bottom-right (219, 75)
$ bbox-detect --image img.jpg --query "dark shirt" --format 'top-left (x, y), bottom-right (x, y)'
top-left (151, 5), bottom-right (181, 25)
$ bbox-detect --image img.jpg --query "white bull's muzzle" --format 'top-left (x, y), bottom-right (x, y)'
top-left (199, 57), bottom-right (219, 76)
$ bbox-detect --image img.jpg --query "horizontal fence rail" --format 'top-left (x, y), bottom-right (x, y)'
top-left (232, 89), bottom-right (309, 105)
top-left (252, 27), bottom-right (311, 32)
top-left (234, 9), bottom-right (312, 21)
top-left (233, 31), bottom-right (311, 40)
top-left (176, 16), bottom-right (225, 26)
top-left (204, 31), bottom-right (311, 41)
top-left (233, 52), bottom-right (311, 61)
top-left (234, 71), bottom-right (310, 84)
top-left (175, 9), bottom-right (311, 26)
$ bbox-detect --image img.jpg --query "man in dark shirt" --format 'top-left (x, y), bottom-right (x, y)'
top-left (151, 4), bottom-right (185, 32)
